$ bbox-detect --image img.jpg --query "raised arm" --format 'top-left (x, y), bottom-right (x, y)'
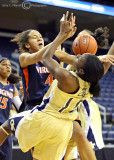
top-left (55, 50), bottom-right (76, 65)
top-left (19, 43), bottom-right (51, 68)
top-left (42, 12), bottom-right (78, 93)
top-left (102, 42), bottom-right (114, 74)
top-left (98, 42), bottom-right (114, 74)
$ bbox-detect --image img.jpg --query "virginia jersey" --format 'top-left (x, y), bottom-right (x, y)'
top-left (20, 55), bottom-right (60, 106)
top-left (0, 82), bottom-right (15, 124)
top-left (32, 71), bottom-right (92, 120)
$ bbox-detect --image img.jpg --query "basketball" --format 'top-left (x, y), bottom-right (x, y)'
top-left (72, 34), bottom-right (98, 55)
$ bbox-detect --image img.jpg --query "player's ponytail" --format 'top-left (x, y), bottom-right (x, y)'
top-left (93, 27), bottom-right (109, 49)
top-left (89, 82), bottom-right (101, 97)
top-left (84, 27), bottom-right (109, 49)
top-left (11, 29), bottom-right (33, 53)
top-left (8, 73), bottom-right (21, 84)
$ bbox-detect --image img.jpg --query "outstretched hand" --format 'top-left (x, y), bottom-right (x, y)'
top-left (98, 55), bottom-right (114, 65)
top-left (60, 11), bottom-right (77, 40)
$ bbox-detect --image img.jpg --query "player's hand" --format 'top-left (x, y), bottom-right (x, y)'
top-left (56, 45), bottom-right (61, 51)
top-left (98, 55), bottom-right (114, 65)
top-left (60, 11), bottom-right (77, 40)
top-left (56, 45), bottom-right (65, 52)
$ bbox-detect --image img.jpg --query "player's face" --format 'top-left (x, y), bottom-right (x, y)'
top-left (74, 53), bottom-right (90, 72)
top-left (0, 60), bottom-right (11, 78)
top-left (27, 30), bottom-right (44, 52)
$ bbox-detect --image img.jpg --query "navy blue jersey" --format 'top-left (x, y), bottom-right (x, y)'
top-left (0, 82), bottom-right (15, 124)
top-left (20, 55), bottom-right (60, 106)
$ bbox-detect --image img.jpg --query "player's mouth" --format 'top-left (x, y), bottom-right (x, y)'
top-left (38, 42), bottom-right (43, 46)
top-left (7, 70), bottom-right (11, 73)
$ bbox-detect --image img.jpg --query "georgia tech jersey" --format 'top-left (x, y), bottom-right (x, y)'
top-left (0, 81), bottom-right (15, 123)
top-left (31, 71), bottom-right (92, 121)
top-left (67, 64), bottom-right (104, 150)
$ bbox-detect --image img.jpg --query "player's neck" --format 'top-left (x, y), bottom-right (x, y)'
top-left (29, 48), bottom-right (39, 53)
top-left (0, 77), bottom-right (8, 85)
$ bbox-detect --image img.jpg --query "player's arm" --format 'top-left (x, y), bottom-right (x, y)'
top-left (13, 87), bottom-right (26, 112)
top-left (54, 50), bottom-right (75, 65)
top-left (104, 42), bottom-right (114, 74)
top-left (98, 55), bottom-right (114, 65)
top-left (19, 43), bottom-right (51, 68)
top-left (98, 42), bottom-right (114, 74)
top-left (43, 12), bottom-right (78, 93)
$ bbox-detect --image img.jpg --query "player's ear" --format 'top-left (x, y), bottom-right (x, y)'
top-left (25, 43), bottom-right (30, 49)
top-left (78, 68), bottom-right (84, 75)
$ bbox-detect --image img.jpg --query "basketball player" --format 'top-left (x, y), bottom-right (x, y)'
top-left (11, 29), bottom-right (76, 110)
top-left (0, 57), bottom-right (25, 160)
top-left (65, 28), bottom-right (114, 160)
top-left (0, 12), bottom-right (114, 160)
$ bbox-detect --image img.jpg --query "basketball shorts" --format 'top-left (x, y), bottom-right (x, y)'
top-left (8, 109), bottom-right (73, 160)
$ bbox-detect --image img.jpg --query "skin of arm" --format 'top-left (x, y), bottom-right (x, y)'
top-left (19, 43), bottom-right (51, 68)
top-left (102, 42), bottom-right (114, 74)
top-left (55, 50), bottom-right (76, 65)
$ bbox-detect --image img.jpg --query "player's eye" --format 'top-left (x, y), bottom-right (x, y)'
top-left (32, 35), bottom-right (37, 39)
top-left (2, 63), bottom-right (7, 66)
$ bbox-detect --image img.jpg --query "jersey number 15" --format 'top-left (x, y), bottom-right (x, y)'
top-left (0, 96), bottom-right (8, 109)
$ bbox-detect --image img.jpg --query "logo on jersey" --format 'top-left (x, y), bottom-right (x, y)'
top-left (78, 88), bottom-right (88, 97)
top-left (90, 141), bottom-right (95, 149)
top-left (9, 88), bottom-right (13, 92)
top-left (78, 92), bottom-right (88, 97)
top-left (36, 66), bottom-right (50, 73)
top-left (10, 119), bottom-right (15, 131)
top-left (0, 88), bottom-right (13, 99)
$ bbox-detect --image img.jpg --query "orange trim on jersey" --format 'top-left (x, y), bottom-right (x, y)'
top-left (23, 68), bottom-right (29, 98)
top-left (30, 148), bottom-right (33, 156)
top-left (7, 81), bottom-right (9, 85)
top-left (76, 116), bottom-right (80, 121)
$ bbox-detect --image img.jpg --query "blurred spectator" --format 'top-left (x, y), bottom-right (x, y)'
top-left (19, 81), bottom-right (24, 98)
top-left (11, 49), bottom-right (20, 61)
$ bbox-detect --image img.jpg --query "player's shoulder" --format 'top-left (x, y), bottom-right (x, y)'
top-left (19, 52), bottom-right (30, 60)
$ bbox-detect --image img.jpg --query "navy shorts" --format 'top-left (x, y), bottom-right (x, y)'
top-left (0, 135), bottom-right (12, 160)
